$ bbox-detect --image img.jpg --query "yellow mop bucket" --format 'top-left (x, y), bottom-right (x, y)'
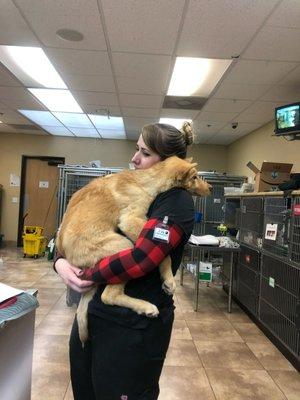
top-left (23, 226), bottom-right (47, 259)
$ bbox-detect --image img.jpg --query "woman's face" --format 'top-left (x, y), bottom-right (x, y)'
top-left (131, 135), bottom-right (161, 170)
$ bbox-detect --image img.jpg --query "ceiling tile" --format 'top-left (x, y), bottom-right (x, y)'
top-left (266, 0), bottom-right (300, 29)
top-left (0, 65), bottom-right (22, 86)
top-left (0, 110), bottom-right (34, 125)
top-left (72, 91), bottom-right (119, 107)
top-left (244, 26), bottom-right (300, 61)
top-left (112, 53), bottom-right (172, 80)
top-left (116, 76), bottom-right (167, 95)
top-left (213, 83), bottom-right (271, 101)
top-left (203, 98), bottom-right (252, 113)
top-left (119, 94), bottom-right (163, 109)
top-left (45, 48), bottom-right (112, 76)
top-left (177, 0), bottom-right (278, 58)
top-left (63, 74), bottom-right (116, 92)
top-left (102, 0), bottom-right (185, 54)
top-left (279, 65), bottom-right (300, 85)
top-left (1, 97), bottom-right (46, 111)
top-left (196, 111), bottom-right (239, 123)
top-left (122, 108), bottom-right (160, 118)
top-left (224, 60), bottom-right (298, 84)
top-left (0, 1), bottom-right (40, 46)
top-left (260, 85), bottom-right (300, 102)
top-left (15, 0), bottom-right (107, 50)
top-left (82, 104), bottom-right (121, 116)
top-left (160, 109), bottom-right (200, 119)
top-left (124, 117), bottom-right (158, 131)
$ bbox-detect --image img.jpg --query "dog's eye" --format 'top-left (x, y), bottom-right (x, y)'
top-left (192, 175), bottom-right (198, 180)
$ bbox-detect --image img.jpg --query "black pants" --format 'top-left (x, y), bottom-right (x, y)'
top-left (69, 312), bottom-right (174, 400)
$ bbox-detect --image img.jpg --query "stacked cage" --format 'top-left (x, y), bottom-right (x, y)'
top-left (262, 197), bottom-right (291, 259)
top-left (290, 196), bottom-right (300, 263)
top-left (240, 197), bottom-right (264, 248)
top-left (260, 253), bottom-right (300, 357)
top-left (237, 245), bottom-right (261, 316)
top-left (193, 173), bottom-right (246, 236)
top-left (57, 165), bottom-right (123, 306)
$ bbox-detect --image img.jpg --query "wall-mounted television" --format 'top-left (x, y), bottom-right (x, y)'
top-left (275, 102), bottom-right (300, 136)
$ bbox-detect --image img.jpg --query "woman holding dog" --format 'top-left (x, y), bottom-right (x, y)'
top-left (55, 122), bottom-right (196, 400)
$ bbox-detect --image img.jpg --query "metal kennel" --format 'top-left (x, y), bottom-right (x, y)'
top-left (57, 164), bottom-right (123, 306)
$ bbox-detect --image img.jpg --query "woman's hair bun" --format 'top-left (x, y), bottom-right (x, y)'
top-left (181, 121), bottom-right (195, 145)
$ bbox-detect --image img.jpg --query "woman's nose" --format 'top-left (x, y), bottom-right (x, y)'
top-left (131, 153), bottom-right (139, 164)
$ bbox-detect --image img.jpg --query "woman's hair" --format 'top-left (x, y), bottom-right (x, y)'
top-left (141, 121), bottom-right (195, 160)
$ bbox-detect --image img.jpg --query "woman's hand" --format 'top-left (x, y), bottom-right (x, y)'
top-left (55, 258), bottom-right (95, 293)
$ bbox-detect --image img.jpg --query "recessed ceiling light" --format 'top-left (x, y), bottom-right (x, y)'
top-left (0, 45), bottom-right (67, 88)
top-left (167, 57), bottom-right (232, 97)
top-left (56, 29), bottom-right (84, 42)
top-left (28, 88), bottom-right (83, 113)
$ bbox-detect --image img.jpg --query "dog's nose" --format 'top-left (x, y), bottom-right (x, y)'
top-left (209, 185), bottom-right (213, 192)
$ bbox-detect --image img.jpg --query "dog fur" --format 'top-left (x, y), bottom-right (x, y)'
top-left (56, 156), bottom-right (211, 342)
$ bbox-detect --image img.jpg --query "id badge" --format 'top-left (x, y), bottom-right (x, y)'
top-left (153, 216), bottom-right (170, 243)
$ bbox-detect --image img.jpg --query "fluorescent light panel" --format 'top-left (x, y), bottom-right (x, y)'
top-left (42, 126), bottom-right (74, 136)
top-left (53, 112), bottom-right (94, 128)
top-left (0, 45), bottom-right (67, 89)
top-left (18, 110), bottom-right (62, 127)
top-left (28, 88), bottom-right (83, 113)
top-left (159, 118), bottom-right (192, 130)
top-left (69, 127), bottom-right (100, 137)
top-left (167, 57), bottom-right (232, 97)
top-left (88, 114), bottom-right (125, 130)
top-left (100, 130), bottom-right (126, 139)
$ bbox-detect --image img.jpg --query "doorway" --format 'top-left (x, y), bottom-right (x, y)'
top-left (17, 156), bottom-right (65, 246)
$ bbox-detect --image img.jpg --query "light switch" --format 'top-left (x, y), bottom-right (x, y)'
top-left (12, 197), bottom-right (18, 203)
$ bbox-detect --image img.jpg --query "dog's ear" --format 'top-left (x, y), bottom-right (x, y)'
top-left (176, 163), bottom-right (198, 183)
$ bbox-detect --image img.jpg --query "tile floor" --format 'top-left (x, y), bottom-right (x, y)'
top-left (0, 247), bottom-right (299, 400)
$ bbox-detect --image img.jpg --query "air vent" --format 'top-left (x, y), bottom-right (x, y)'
top-left (163, 96), bottom-right (207, 110)
top-left (8, 124), bottom-right (40, 130)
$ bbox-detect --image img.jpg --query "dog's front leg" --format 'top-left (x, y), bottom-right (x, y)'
top-left (118, 213), bottom-right (146, 243)
top-left (159, 256), bottom-right (176, 295)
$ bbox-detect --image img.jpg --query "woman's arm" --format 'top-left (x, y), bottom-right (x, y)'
top-left (82, 218), bottom-right (184, 284)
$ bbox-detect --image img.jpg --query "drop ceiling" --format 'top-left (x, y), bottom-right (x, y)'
top-left (0, 0), bottom-right (299, 145)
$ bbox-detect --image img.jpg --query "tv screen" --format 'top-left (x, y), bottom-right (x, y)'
top-left (275, 102), bottom-right (300, 136)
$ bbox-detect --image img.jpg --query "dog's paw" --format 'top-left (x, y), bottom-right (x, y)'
top-left (141, 303), bottom-right (159, 318)
top-left (162, 279), bottom-right (176, 295)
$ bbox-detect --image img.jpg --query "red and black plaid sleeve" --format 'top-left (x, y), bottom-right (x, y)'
top-left (81, 218), bottom-right (184, 284)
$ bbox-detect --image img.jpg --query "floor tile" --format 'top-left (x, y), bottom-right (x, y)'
top-left (171, 319), bottom-right (192, 340)
top-left (159, 366), bottom-right (216, 400)
top-left (195, 341), bottom-right (263, 370)
top-left (247, 342), bottom-right (296, 371)
top-left (268, 370), bottom-right (300, 400)
top-left (231, 322), bottom-right (273, 344)
top-left (206, 368), bottom-right (287, 400)
top-left (186, 319), bottom-right (244, 342)
top-left (165, 339), bottom-right (202, 367)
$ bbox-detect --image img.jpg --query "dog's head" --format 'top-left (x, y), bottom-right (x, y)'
top-left (159, 156), bottom-right (212, 197)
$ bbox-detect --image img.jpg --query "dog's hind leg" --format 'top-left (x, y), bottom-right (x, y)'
top-left (101, 284), bottom-right (159, 317)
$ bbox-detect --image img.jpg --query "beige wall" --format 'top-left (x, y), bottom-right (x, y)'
top-left (227, 121), bottom-right (300, 180)
top-left (0, 132), bottom-right (227, 242)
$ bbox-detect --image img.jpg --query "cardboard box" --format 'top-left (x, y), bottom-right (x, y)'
top-left (247, 161), bottom-right (293, 192)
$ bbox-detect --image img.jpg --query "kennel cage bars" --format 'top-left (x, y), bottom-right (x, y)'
top-left (193, 172), bottom-right (246, 236)
top-left (57, 165), bottom-right (123, 228)
top-left (57, 165), bottom-right (123, 306)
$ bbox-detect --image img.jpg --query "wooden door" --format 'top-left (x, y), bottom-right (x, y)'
top-left (22, 159), bottom-right (59, 241)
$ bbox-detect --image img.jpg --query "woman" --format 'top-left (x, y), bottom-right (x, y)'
top-left (55, 122), bottom-right (196, 400)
